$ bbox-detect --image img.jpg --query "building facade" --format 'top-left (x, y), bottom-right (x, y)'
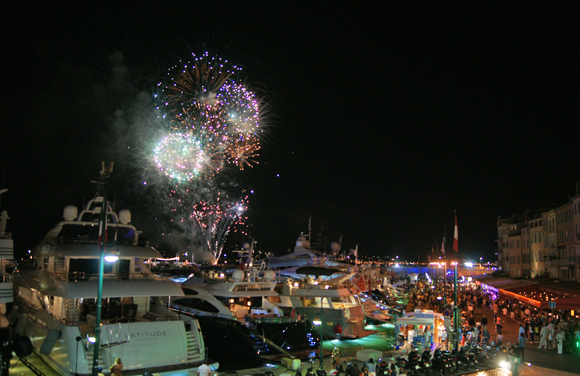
top-left (572, 192), bottom-right (580, 282)
top-left (529, 216), bottom-right (544, 278)
top-left (555, 202), bottom-right (574, 281)
top-left (496, 184), bottom-right (580, 283)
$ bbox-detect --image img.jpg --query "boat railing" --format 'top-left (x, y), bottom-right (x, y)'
top-left (169, 305), bottom-right (235, 320)
top-left (243, 314), bottom-right (298, 324)
top-left (47, 271), bottom-right (170, 282)
top-left (87, 312), bottom-right (181, 327)
top-left (54, 236), bottom-right (136, 246)
top-left (1, 273), bottom-right (12, 283)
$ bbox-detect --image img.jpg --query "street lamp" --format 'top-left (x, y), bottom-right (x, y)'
top-left (74, 336), bottom-right (82, 376)
top-left (92, 162), bottom-right (113, 376)
top-left (312, 315), bottom-right (324, 370)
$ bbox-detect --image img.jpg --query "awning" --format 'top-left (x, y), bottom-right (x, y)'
top-left (395, 317), bottom-right (435, 326)
top-left (474, 276), bottom-right (580, 310)
top-left (473, 275), bottom-right (537, 290)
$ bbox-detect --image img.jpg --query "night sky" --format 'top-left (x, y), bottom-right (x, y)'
top-left (3, 3), bottom-right (579, 263)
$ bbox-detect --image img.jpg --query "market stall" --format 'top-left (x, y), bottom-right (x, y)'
top-left (394, 311), bottom-right (445, 351)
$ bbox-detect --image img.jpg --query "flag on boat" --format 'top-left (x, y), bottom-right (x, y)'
top-left (441, 236), bottom-right (445, 255)
top-left (290, 307), bottom-right (296, 318)
top-left (453, 212), bottom-right (458, 252)
top-left (353, 275), bottom-right (367, 292)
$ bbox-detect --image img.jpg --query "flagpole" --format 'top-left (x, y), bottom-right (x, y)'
top-left (92, 162), bottom-right (113, 376)
top-left (453, 211), bottom-right (459, 353)
top-left (442, 226), bottom-right (446, 310)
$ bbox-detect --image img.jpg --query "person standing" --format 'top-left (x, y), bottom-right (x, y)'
top-left (365, 358), bottom-right (377, 376)
top-left (556, 329), bottom-right (566, 354)
top-left (548, 321), bottom-right (555, 350)
top-left (518, 324), bottom-right (525, 339)
top-left (502, 306), bottom-right (508, 322)
top-left (473, 325), bottom-right (480, 344)
top-left (109, 358), bottom-right (123, 376)
top-left (539, 323), bottom-right (548, 349)
top-left (197, 363), bottom-right (211, 376)
top-left (496, 328), bottom-right (503, 344)
top-left (518, 332), bottom-right (527, 362)
top-left (524, 319), bottom-right (530, 339)
top-left (482, 326), bottom-right (490, 345)
top-left (332, 346), bottom-right (342, 368)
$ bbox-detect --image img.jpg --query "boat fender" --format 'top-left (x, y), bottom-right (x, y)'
top-left (13, 336), bottom-right (33, 357)
top-left (334, 324), bottom-right (343, 335)
top-left (40, 329), bottom-right (60, 355)
top-left (343, 280), bottom-right (353, 289)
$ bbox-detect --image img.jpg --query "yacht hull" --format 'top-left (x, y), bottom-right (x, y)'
top-left (16, 309), bottom-right (205, 376)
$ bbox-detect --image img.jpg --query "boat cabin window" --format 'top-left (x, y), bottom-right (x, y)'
top-left (181, 288), bottom-right (199, 295)
top-left (80, 212), bottom-right (118, 224)
top-left (290, 254), bottom-right (313, 260)
top-left (57, 224), bottom-right (136, 244)
top-left (69, 258), bottom-right (113, 275)
top-left (173, 298), bottom-right (221, 313)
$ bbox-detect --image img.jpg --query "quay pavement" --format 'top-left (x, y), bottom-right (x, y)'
top-left (469, 305), bottom-right (580, 375)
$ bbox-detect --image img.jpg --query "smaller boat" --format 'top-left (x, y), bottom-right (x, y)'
top-left (171, 242), bottom-right (319, 364)
top-left (276, 268), bottom-right (375, 339)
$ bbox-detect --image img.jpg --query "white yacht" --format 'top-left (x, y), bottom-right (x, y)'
top-left (276, 270), bottom-right (370, 340)
top-left (276, 265), bottom-right (400, 340)
top-left (12, 193), bottom-right (206, 376)
top-left (261, 223), bottom-right (348, 270)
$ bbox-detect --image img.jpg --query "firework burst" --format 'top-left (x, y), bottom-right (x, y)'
top-left (190, 191), bottom-right (248, 262)
top-left (226, 137), bottom-right (260, 170)
top-left (149, 51), bottom-right (267, 264)
top-left (158, 52), bottom-right (242, 128)
top-left (153, 132), bottom-right (205, 181)
top-left (221, 82), bottom-right (261, 138)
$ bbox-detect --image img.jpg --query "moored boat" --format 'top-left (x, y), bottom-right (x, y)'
top-left (11, 177), bottom-right (206, 376)
top-left (172, 246), bottom-right (319, 364)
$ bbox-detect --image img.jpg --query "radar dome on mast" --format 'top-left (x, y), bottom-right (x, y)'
top-left (330, 242), bottom-right (340, 255)
top-left (263, 269), bottom-right (275, 282)
top-left (119, 209), bottom-right (131, 224)
top-left (63, 205), bottom-right (78, 221)
top-left (296, 233), bottom-right (310, 248)
top-left (232, 269), bottom-right (244, 282)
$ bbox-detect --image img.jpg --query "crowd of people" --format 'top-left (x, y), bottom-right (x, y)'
top-left (408, 277), bottom-right (580, 356)
top-left (326, 275), bottom-right (580, 376)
